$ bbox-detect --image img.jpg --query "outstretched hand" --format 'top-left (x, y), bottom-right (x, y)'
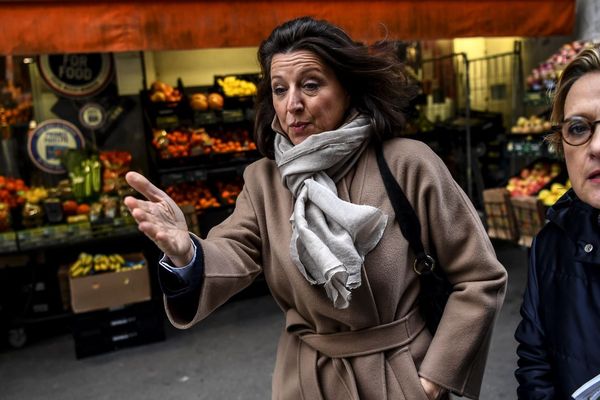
top-left (124, 171), bottom-right (194, 267)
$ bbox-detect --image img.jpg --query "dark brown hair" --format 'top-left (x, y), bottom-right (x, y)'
top-left (254, 16), bottom-right (416, 159)
top-left (548, 45), bottom-right (600, 155)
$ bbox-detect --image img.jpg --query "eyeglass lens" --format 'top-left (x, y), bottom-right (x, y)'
top-left (562, 118), bottom-right (600, 146)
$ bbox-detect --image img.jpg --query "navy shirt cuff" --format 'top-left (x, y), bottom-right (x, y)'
top-left (157, 235), bottom-right (204, 298)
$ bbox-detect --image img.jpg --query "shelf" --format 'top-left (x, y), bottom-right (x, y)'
top-left (523, 92), bottom-right (551, 108)
top-left (0, 219), bottom-right (141, 255)
top-left (156, 150), bottom-right (259, 184)
top-left (508, 130), bottom-right (551, 137)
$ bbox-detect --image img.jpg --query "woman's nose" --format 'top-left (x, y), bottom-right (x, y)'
top-left (286, 89), bottom-right (303, 113)
top-left (589, 124), bottom-right (600, 156)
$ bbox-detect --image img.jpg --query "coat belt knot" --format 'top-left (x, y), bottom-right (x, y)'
top-left (285, 308), bottom-right (426, 399)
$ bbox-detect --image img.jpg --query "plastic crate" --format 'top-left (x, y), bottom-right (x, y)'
top-left (71, 300), bottom-right (165, 359)
top-left (483, 188), bottom-right (519, 242)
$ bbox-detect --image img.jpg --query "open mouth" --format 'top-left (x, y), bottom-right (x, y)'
top-left (588, 170), bottom-right (600, 180)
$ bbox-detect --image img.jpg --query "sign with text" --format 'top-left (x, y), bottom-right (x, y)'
top-left (78, 102), bottom-right (106, 130)
top-left (38, 53), bottom-right (114, 98)
top-left (27, 119), bottom-right (85, 174)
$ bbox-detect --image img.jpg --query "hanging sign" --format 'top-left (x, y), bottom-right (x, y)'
top-left (27, 119), bottom-right (85, 174)
top-left (78, 102), bottom-right (105, 130)
top-left (38, 53), bottom-right (114, 98)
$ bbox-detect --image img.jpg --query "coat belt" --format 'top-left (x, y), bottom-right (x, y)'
top-left (286, 308), bottom-right (427, 399)
top-left (286, 307), bottom-right (426, 358)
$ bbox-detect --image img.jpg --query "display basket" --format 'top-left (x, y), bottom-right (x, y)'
top-left (214, 73), bottom-right (260, 109)
top-left (510, 196), bottom-right (546, 247)
top-left (142, 79), bottom-right (191, 129)
top-left (483, 188), bottom-right (519, 242)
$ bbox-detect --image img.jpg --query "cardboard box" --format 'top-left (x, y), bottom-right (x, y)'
top-left (69, 253), bottom-right (151, 314)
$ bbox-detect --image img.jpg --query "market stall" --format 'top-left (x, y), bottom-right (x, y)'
top-left (0, 0), bottom-right (576, 355)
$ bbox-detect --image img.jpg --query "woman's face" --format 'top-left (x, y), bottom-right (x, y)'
top-left (270, 50), bottom-right (350, 145)
top-left (563, 71), bottom-right (600, 209)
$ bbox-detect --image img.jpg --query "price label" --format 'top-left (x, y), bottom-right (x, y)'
top-left (38, 53), bottom-right (114, 98)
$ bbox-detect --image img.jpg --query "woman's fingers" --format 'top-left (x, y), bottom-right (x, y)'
top-left (125, 171), bottom-right (166, 203)
top-left (124, 171), bottom-right (191, 257)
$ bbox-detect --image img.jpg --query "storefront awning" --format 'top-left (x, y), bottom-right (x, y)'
top-left (0, 0), bottom-right (575, 55)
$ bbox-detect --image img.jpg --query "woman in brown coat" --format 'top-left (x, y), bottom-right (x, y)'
top-left (125, 17), bottom-right (507, 400)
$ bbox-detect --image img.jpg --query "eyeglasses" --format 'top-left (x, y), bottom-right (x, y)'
top-left (559, 116), bottom-right (600, 146)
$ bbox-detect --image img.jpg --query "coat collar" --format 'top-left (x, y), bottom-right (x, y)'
top-left (547, 189), bottom-right (600, 263)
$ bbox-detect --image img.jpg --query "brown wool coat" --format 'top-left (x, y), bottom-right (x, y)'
top-left (165, 138), bottom-right (508, 400)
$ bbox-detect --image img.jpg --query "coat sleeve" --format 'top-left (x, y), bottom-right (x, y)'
top-left (391, 141), bottom-right (508, 399)
top-left (164, 180), bottom-right (263, 329)
top-left (515, 238), bottom-right (555, 399)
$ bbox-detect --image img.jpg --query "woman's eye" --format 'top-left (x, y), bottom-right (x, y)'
top-left (303, 82), bottom-right (319, 92)
top-left (272, 87), bottom-right (286, 96)
top-left (567, 121), bottom-right (591, 136)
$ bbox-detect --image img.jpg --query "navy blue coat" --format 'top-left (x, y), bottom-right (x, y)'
top-left (515, 189), bottom-right (600, 399)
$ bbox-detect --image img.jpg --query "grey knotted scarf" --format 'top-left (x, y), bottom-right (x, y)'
top-left (274, 115), bottom-right (388, 308)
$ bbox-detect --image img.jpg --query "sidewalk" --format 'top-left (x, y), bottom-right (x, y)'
top-left (0, 240), bottom-right (528, 400)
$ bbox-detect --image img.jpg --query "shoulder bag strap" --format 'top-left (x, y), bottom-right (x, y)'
top-left (374, 142), bottom-right (435, 274)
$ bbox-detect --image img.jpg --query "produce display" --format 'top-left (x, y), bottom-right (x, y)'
top-left (21, 187), bottom-right (48, 228)
top-left (142, 73), bottom-right (259, 235)
top-left (217, 76), bottom-right (258, 97)
top-left (511, 115), bottom-right (552, 134)
top-left (69, 252), bottom-right (145, 278)
top-left (216, 178), bottom-right (244, 205)
top-left (0, 82), bottom-right (33, 125)
top-left (152, 127), bottom-right (256, 159)
top-left (537, 181), bottom-right (571, 207)
top-left (505, 161), bottom-right (561, 197)
top-left (148, 81), bottom-right (183, 103)
top-left (207, 93), bottom-right (224, 110)
top-left (62, 150), bottom-right (101, 202)
top-left (190, 93), bottom-right (208, 111)
top-left (0, 149), bottom-right (134, 231)
top-left (0, 176), bottom-right (27, 208)
top-left (189, 92), bottom-right (224, 111)
top-left (526, 41), bottom-right (588, 92)
top-left (0, 203), bottom-right (10, 232)
top-left (100, 151), bottom-right (132, 193)
top-left (165, 181), bottom-right (221, 211)
top-left (210, 128), bottom-right (257, 154)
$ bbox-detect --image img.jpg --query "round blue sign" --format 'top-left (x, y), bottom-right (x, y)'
top-left (27, 119), bottom-right (85, 174)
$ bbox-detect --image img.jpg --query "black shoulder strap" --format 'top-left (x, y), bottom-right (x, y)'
top-left (375, 142), bottom-right (434, 272)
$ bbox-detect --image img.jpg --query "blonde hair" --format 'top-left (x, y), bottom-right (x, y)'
top-left (547, 45), bottom-right (600, 155)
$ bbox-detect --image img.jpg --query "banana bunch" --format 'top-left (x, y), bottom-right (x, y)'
top-left (93, 253), bottom-right (126, 273)
top-left (217, 76), bottom-right (257, 97)
top-left (70, 252), bottom-right (127, 278)
top-left (70, 252), bottom-right (94, 278)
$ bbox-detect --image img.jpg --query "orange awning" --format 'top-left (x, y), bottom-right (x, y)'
top-left (0, 0), bottom-right (575, 55)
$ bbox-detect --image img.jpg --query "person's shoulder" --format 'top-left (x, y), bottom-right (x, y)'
top-left (243, 157), bottom-right (277, 176)
top-left (382, 137), bottom-right (435, 156)
top-left (381, 137), bottom-right (444, 172)
top-left (534, 219), bottom-right (563, 246)
top-left (242, 157), bottom-right (280, 187)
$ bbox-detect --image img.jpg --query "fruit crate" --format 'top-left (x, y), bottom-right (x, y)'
top-left (483, 188), bottom-right (519, 242)
top-left (510, 196), bottom-right (546, 248)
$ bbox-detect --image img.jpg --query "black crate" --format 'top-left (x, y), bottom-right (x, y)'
top-left (71, 300), bottom-right (165, 359)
